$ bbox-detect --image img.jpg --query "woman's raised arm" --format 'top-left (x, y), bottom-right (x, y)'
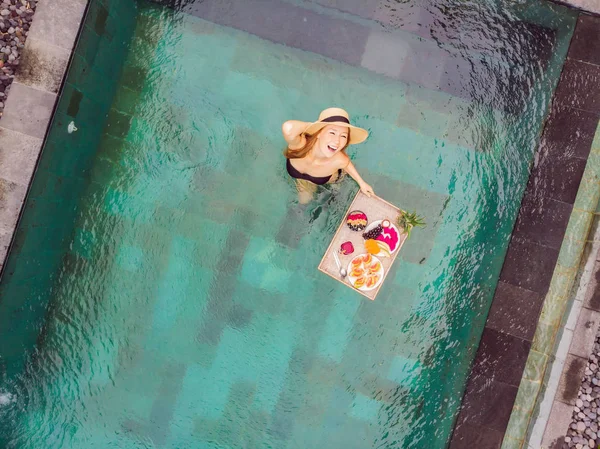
top-left (282, 120), bottom-right (309, 150)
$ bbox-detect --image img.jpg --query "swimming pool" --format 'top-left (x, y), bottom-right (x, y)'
top-left (0, 0), bottom-right (577, 447)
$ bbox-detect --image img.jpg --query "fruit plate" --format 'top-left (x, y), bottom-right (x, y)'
top-left (347, 253), bottom-right (385, 291)
top-left (363, 220), bottom-right (401, 254)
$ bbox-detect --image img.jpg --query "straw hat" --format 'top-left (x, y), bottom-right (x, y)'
top-left (303, 107), bottom-right (368, 145)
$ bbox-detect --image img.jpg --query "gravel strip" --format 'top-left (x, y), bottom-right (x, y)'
top-left (564, 334), bottom-right (600, 449)
top-left (0, 0), bottom-right (37, 118)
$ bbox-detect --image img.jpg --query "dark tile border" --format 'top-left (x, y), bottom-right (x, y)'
top-left (569, 13), bottom-right (600, 64)
top-left (486, 281), bottom-right (544, 341)
top-left (448, 13), bottom-right (600, 449)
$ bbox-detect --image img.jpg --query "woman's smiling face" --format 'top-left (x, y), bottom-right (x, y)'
top-left (315, 125), bottom-right (349, 158)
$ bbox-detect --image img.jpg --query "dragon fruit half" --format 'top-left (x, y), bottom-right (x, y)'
top-left (376, 225), bottom-right (399, 253)
top-left (340, 241), bottom-right (354, 255)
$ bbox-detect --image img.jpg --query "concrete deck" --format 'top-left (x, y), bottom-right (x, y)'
top-left (0, 0), bottom-right (86, 272)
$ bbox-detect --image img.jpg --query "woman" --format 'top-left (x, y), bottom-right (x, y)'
top-left (282, 107), bottom-right (375, 204)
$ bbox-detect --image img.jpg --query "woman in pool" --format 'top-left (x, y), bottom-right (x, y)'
top-left (282, 107), bottom-right (374, 204)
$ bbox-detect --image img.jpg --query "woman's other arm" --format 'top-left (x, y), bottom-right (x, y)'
top-left (342, 157), bottom-right (375, 197)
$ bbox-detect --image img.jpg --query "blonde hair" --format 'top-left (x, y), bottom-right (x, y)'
top-left (284, 129), bottom-right (350, 159)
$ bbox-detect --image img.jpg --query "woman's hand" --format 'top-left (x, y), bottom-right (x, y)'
top-left (360, 183), bottom-right (375, 197)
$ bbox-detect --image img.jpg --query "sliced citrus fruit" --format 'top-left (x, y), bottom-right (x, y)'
top-left (365, 239), bottom-right (380, 255)
top-left (351, 257), bottom-right (363, 268)
top-left (354, 277), bottom-right (366, 289)
top-left (369, 261), bottom-right (382, 273)
top-left (350, 267), bottom-right (365, 278)
top-left (366, 275), bottom-right (379, 288)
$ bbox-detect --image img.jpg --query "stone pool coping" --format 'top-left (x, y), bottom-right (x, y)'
top-left (0, 0), bottom-right (87, 273)
top-left (502, 14), bottom-right (600, 449)
top-left (504, 128), bottom-right (600, 449)
top-left (551, 0), bottom-right (600, 16)
top-left (528, 205), bottom-right (600, 448)
top-left (448, 12), bottom-right (600, 449)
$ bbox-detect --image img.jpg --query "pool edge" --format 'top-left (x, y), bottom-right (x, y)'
top-left (0, 0), bottom-right (89, 274)
top-left (447, 12), bottom-right (600, 449)
top-left (501, 13), bottom-right (600, 449)
top-left (503, 127), bottom-right (600, 449)
top-left (549, 0), bottom-right (600, 16)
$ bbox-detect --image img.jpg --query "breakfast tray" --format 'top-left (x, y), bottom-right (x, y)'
top-left (318, 191), bottom-right (407, 300)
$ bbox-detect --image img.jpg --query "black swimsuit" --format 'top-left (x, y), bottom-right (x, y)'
top-left (286, 159), bottom-right (341, 185)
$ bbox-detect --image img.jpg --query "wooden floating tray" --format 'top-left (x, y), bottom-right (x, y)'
top-left (318, 191), bottom-right (407, 300)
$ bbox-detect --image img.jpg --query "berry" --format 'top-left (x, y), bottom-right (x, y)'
top-left (363, 224), bottom-right (383, 240)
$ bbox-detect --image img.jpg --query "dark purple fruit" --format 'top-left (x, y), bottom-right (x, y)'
top-left (363, 224), bottom-right (383, 240)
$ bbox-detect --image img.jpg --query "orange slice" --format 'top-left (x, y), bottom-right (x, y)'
top-left (351, 257), bottom-right (363, 268)
top-left (366, 275), bottom-right (379, 288)
top-left (365, 239), bottom-right (380, 255)
top-left (368, 261), bottom-right (382, 273)
top-left (350, 267), bottom-right (365, 278)
top-left (354, 277), bottom-right (366, 289)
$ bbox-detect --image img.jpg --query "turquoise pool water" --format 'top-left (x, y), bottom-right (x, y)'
top-left (0, 0), bottom-right (577, 447)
